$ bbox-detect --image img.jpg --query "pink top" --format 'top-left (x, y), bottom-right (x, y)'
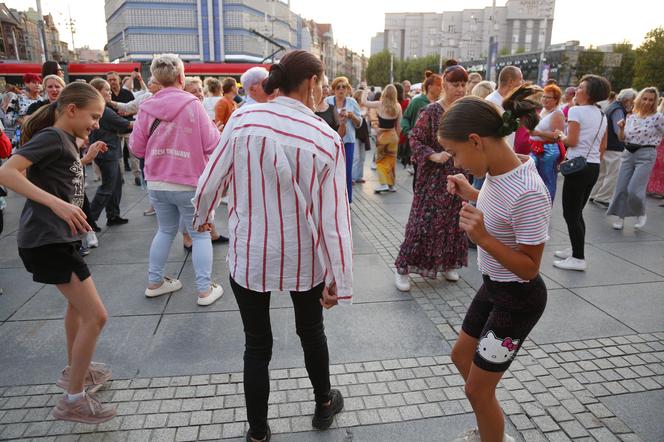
top-left (129, 87), bottom-right (221, 187)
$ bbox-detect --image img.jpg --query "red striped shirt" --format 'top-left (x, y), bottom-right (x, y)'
top-left (193, 97), bottom-right (354, 302)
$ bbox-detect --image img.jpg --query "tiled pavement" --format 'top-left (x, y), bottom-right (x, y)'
top-left (0, 162), bottom-right (663, 441)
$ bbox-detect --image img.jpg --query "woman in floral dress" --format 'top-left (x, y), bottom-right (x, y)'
top-left (394, 64), bottom-right (469, 291)
top-left (646, 99), bottom-right (664, 199)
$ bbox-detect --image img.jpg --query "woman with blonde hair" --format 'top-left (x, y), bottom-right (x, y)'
top-left (26, 75), bottom-right (66, 115)
top-left (470, 80), bottom-right (495, 100)
top-left (607, 86), bottom-right (664, 230)
top-left (361, 84), bottom-right (402, 192)
top-left (202, 77), bottom-right (222, 120)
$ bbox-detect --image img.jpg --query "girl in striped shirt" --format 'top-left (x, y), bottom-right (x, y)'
top-left (440, 91), bottom-right (551, 442)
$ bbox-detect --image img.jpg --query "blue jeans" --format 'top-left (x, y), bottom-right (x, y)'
top-left (148, 189), bottom-right (213, 293)
top-left (530, 143), bottom-right (560, 203)
top-left (352, 138), bottom-right (366, 181)
top-left (344, 142), bottom-right (354, 203)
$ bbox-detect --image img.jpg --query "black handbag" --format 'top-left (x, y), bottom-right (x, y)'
top-left (560, 108), bottom-right (603, 176)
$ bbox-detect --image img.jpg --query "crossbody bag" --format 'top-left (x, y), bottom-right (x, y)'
top-left (560, 108), bottom-right (603, 177)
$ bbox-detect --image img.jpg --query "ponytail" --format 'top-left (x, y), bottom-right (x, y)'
top-left (20, 82), bottom-right (104, 145)
top-left (21, 102), bottom-right (57, 145)
top-left (502, 84), bottom-right (543, 131)
top-left (263, 50), bottom-right (323, 95)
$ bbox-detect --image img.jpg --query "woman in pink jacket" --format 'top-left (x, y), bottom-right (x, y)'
top-left (130, 54), bottom-right (223, 306)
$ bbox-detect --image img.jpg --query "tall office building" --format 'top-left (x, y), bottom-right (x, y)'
top-left (105, 0), bottom-right (302, 62)
top-left (372, 0), bottom-right (554, 61)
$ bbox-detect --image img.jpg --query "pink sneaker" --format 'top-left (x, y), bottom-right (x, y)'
top-left (52, 392), bottom-right (116, 424)
top-left (56, 362), bottom-right (112, 393)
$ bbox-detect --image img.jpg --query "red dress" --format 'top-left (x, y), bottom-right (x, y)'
top-left (646, 138), bottom-right (664, 195)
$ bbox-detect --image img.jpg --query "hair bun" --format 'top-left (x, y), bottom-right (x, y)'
top-left (264, 64), bottom-right (284, 94)
top-left (444, 59), bottom-right (459, 68)
top-left (496, 110), bottom-right (520, 137)
top-left (424, 70), bottom-right (433, 78)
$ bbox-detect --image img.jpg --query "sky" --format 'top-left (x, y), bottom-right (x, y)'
top-left (6, 0), bottom-right (664, 55)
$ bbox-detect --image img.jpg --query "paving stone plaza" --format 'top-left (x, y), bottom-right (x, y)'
top-left (1, 164), bottom-right (663, 441)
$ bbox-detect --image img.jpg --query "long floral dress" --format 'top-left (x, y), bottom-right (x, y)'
top-left (395, 102), bottom-right (468, 278)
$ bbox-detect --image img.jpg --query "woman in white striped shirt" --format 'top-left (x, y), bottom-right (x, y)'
top-left (193, 50), bottom-right (352, 442)
top-left (441, 92), bottom-right (551, 442)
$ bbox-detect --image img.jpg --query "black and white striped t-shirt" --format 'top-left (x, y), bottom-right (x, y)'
top-left (476, 158), bottom-right (551, 282)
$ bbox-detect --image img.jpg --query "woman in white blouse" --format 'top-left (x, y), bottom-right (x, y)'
top-left (608, 86), bottom-right (664, 229)
top-left (193, 50), bottom-right (352, 442)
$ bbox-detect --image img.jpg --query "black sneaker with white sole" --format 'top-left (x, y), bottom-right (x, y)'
top-left (312, 389), bottom-right (344, 430)
top-left (245, 424), bottom-right (270, 442)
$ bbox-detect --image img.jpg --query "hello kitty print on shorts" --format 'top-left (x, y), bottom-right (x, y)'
top-left (477, 330), bottom-right (520, 365)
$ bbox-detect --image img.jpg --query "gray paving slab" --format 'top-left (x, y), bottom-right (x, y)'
top-left (351, 229), bottom-right (376, 255)
top-left (601, 390), bottom-right (664, 442)
top-left (573, 282), bottom-right (664, 333)
top-left (10, 263), bottom-right (182, 320)
top-left (140, 300), bottom-right (449, 378)
top-left (0, 315), bottom-right (159, 386)
top-left (529, 289), bottom-right (635, 344)
top-left (540, 244), bottom-right (663, 289)
top-left (0, 269), bottom-right (44, 321)
top-left (595, 241), bottom-right (664, 277)
top-left (0, 235), bottom-right (23, 268)
top-left (378, 203), bottom-right (412, 226)
top-left (225, 413), bottom-right (523, 442)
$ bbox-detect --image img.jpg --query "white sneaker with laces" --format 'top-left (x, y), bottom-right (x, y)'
top-left (554, 247), bottom-right (572, 259)
top-left (634, 215), bottom-right (647, 229)
top-left (85, 232), bottom-right (99, 248)
top-left (444, 270), bottom-right (459, 282)
top-left (453, 428), bottom-right (481, 442)
top-left (553, 256), bottom-right (587, 271)
top-left (613, 218), bottom-right (624, 230)
top-left (197, 283), bottom-right (224, 306)
top-left (145, 277), bottom-right (183, 298)
top-left (387, 185), bottom-right (397, 192)
top-left (395, 273), bottom-right (411, 292)
top-left (374, 184), bottom-right (389, 193)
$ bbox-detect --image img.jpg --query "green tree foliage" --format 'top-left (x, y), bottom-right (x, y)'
top-left (634, 27), bottom-right (664, 91)
top-left (575, 47), bottom-right (604, 81)
top-left (366, 52), bottom-right (442, 86)
top-left (610, 42), bottom-right (635, 92)
top-left (366, 50), bottom-right (393, 87)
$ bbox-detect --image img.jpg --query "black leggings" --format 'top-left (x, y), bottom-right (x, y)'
top-left (562, 163), bottom-right (600, 259)
top-left (230, 277), bottom-right (331, 438)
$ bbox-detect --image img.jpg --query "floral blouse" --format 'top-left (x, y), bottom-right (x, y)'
top-left (625, 112), bottom-right (664, 146)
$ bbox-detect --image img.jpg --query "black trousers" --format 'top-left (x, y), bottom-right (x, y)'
top-left (230, 277), bottom-right (331, 438)
top-left (562, 163), bottom-right (600, 259)
top-left (89, 159), bottom-right (122, 222)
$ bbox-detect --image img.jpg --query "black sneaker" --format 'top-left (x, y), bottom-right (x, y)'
top-left (211, 235), bottom-right (229, 244)
top-left (134, 177), bottom-right (142, 186)
top-left (107, 216), bottom-right (129, 226)
top-left (79, 246), bottom-right (91, 257)
top-left (245, 424), bottom-right (270, 442)
top-left (312, 389), bottom-right (344, 430)
top-left (88, 221), bottom-right (101, 233)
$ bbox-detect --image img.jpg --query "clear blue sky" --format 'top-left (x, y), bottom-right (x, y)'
top-left (7, 0), bottom-right (664, 54)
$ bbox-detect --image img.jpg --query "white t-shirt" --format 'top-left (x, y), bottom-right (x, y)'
top-left (566, 105), bottom-right (607, 164)
top-left (485, 90), bottom-right (516, 147)
top-left (530, 109), bottom-right (563, 142)
top-left (202, 96), bottom-right (222, 121)
top-left (477, 158), bottom-right (551, 282)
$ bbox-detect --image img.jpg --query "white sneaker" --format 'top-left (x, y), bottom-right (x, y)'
top-left (85, 232), bottom-right (99, 248)
top-left (503, 434), bottom-right (516, 442)
top-left (374, 184), bottom-right (389, 193)
top-left (395, 273), bottom-right (411, 292)
top-left (453, 428), bottom-right (481, 442)
top-left (406, 165), bottom-right (414, 175)
top-left (553, 257), bottom-right (587, 271)
top-left (371, 161), bottom-right (377, 170)
top-left (554, 247), bottom-right (572, 259)
top-left (612, 218), bottom-right (624, 230)
top-left (444, 270), bottom-right (459, 282)
top-left (197, 283), bottom-right (223, 306)
top-left (220, 195), bottom-right (229, 205)
top-left (634, 215), bottom-right (647, 229)
top-left (387, 185), bottom-right (397, 192)
top-left (145, 277), bottom-right (183, 298)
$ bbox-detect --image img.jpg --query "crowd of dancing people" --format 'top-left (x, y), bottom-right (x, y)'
top-left (1, 52), bottom-right (664, 442)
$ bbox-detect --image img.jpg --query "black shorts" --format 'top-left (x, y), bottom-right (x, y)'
top-left (462, 275), bottom-right (547, 372)
top-left (19, 241), bottom-right (91, 285)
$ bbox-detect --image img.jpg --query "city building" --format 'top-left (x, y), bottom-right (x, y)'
top-left (373, 0), bottom-right (554, 62)
top-left (77, 46), bottom-right (108, 62)
top-left (105, 0), bottom-right (302, 63)
top-left (0, 4), bottom-right (27, 61)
